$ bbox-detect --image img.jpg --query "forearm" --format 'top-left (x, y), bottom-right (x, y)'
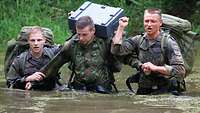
top-left (142, 62), bottom-right (172, 76)
top-left (112, 26), bottom-right (125, 45)
top-left (158, 64), bottom-right (186, 78)
top-left (154, 65), bottom-right (169, 75)
top-left (6, 63), bottom-right (26, 88)
top-left (7, 76), bottom-right (26, 89)
top-left (111, 25), bottom-right (126, 55)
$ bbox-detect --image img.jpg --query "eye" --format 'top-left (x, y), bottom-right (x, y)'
top-left (151, 20), bottom-right (156, 23)
top-left (82, 33), bottom-right (88, 36)
top-left (37, 39), bottom-right (43, 41)
top-left (30, 39), bottom-right (35, 42)
top-left (144, 20), bottom-right (149, 23)
top-left (77, 33), bottom-right (88, 37)
top-left (77, 33), bottom-right (81, 37)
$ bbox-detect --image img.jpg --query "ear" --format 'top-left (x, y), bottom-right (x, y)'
top-left (91, 27), bottom-right (95, 34)
top-left (160, 19), bottom-right (163, 26)
top-left (92, 27), bottom-right (95, 32)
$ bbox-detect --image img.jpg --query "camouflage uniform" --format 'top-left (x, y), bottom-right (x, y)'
top-left (112, 31), bottom-right (186, 94)
top-left (6, 46), bottom-right (61, 90)
top-left (50, 35), bottom-right (121, 93)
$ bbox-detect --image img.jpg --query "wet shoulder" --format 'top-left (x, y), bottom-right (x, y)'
top-left (162, 32), bottom-right (179, 48)
top-left (13, 51), bottom-right (28, 65)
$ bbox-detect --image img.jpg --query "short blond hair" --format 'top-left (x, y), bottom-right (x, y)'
top-left (28, 26), bottom-right (44, 39)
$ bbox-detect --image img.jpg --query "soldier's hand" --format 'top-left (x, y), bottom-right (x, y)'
top-left (25, 72), bottom-right (45, 82)
top-left (25, 82), bottom-right (32, 90)
top-left (141, 62), bottom-right (152, 75)
top-left (118, 17), bottom-right (129, 29)
top-left (142, 62), bottom-right (158, 75)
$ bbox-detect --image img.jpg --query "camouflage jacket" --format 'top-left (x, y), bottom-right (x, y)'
top-left (111, 31), bottom-right (185, 80)
top-left (48, 34), bottom-right (121, 86)
top-left (6, 46), bottom-right (61, 90)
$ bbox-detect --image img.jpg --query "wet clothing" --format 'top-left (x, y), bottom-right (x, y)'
top-left (6, 46), bottom-right (61, 90)
top-left (47, 35), bottom-right (121, 93)
top-left (112, 31), bottom-right (186, 94)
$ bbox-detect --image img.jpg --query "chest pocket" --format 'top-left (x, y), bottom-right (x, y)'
top-left (23, 56), bottom-right (50, 76)
top-left (138, 38), bottom-right (165, 66)
top-left (74, 42), bottom-right (104, 71)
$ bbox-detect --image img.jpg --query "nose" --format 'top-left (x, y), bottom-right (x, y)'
top-left (34, 40), bottom-right (38, 45)
top-left (147, 21), bottom-right (151, 26)
top-left (79, 35), bottom-right (84, 41)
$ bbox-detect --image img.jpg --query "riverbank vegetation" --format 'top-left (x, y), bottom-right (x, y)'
top-left (1, 0), bottom-right (200, 44)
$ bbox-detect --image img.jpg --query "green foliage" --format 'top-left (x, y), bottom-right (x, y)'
top-left (0, 0), bottom-right (199, 45)
top-left (0, 0), bottom-right (71, 44)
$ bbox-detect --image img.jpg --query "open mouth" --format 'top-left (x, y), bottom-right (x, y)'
top-left (33, 47), bottom-right (40, 51)
top-left (34, 47), bottom-right (39, 49)
top-left (147, 27), bottom-right (152, 31)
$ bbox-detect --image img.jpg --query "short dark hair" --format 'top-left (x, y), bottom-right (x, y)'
top-left (144, 8), bottom-right (162, 18)
top-left (76, 16), bottom-right (95, 30)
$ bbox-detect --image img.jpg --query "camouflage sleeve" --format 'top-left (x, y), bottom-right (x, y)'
top-left (6, 57), bottom-right (26, 89)
top-left (111, 35), bottom-right (143, 69)
top-left (165, 37), bottom-right (186, 78)
top-left (111, 35), bottom-right (140, 56)
top-left (122, 53), bottom-right (143, 70)
top-left (40, 40), bottom-right (73, 76)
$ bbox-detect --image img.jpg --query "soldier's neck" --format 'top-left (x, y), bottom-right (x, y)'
top-left (86, 36), bottom-right (95, 46)
top-left (147, 31), bottom-right (160, 41)
top-left (30, 50), bottom-right (43, 58)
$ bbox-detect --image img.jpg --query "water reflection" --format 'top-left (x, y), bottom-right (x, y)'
top-left (0, 88), bottom-right (185, 113)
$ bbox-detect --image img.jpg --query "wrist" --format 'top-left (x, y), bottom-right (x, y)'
top-left (118, 26), bottom-right (126, 31)
top-left (24, 76), bottom-right (31, 82)
top-left (20, 76), bottom-right (27, 83)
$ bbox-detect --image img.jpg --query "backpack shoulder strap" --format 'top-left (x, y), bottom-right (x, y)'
top-left (135, 34), bottom-right (145, 55)
top-left (43, 47), bottom-right (55, 59)
top-left (161, 32), bottom-right (174, 65)
top-left (161, 32), bottom-right (170, 55)
top-left (96, 38), bottom-right (107, 58)
top-left (67, 35), bottom-right (79, 88)
top-left (18, 51), bottom-right (28, 76)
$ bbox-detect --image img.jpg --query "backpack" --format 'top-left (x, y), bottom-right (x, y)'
top-left (4, 26), bottom-right (55, 78)
top-left (161, 14), bottom-right (200, 76)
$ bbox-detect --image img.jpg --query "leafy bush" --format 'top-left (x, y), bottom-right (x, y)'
top-left (0, 0), bottom-right (199, 44)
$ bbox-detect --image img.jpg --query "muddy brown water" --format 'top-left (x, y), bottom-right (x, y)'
top-left (0, 88), bottom-right (184, 113)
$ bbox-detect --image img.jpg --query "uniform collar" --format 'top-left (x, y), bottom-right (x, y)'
top-left (143, 31), bottom-right (163, 42)
top-left (140, 31), bottom-right (163, 50)
top-left (27, 48), bottom-right (49, 60)
top-left (79, 36), bottom-right (97, 49)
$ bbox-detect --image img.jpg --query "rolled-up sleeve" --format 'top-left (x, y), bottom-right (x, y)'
top-left (111, 35), bottom-right (144, 70)
top-left (166, 37), bottom-right (186, 78)
top-left (111, 36), bottom-right (140, 56)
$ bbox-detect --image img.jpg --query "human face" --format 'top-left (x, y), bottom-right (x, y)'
top-left (144, 12), bottom-right (162, 39)
top-left (76, 26), bottom-right (95, 45)
top-left (28, 31), bottom-right (45, 57)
